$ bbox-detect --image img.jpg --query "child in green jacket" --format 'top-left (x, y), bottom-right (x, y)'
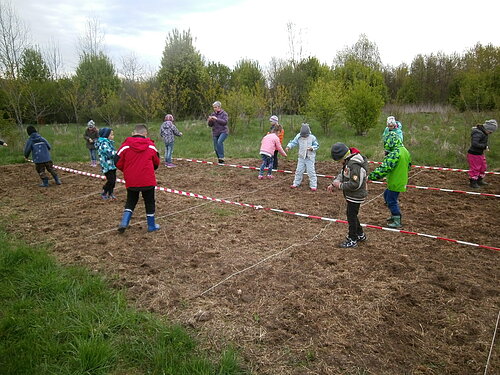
top-left (368, 132), bottom-right (411, 228)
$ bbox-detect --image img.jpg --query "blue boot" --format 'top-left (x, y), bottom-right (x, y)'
top-left (118, 210), bottom-right (133, 233)
top-left (53, 174), bottom-right (61, 185)
top-left (39, 178), bottom-right (49, 187)
top-left (147, 214), bottom-right (160, 232)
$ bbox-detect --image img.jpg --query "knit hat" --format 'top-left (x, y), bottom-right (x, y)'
top-left (87, 120), bottom-right (95, 128)
top-left (164, 114), bottom-right (174, 121)
top-left (269, 115), bottom-right (279, 123)
top-left (331, 142), bottom-right (349, 161)
top-left (483, 119), bottom-right (498, 133)
top-left (27, 125), bottom-right (37, 135)
top-left (387, 116), bottom-right (397, 126)
top-left (98, 127), bottom-right (112, 138)
top-left (300, 123), bottom-right (311, 137)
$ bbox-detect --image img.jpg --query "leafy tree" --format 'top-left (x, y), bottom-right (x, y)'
top-left (222, 87), bottom-right (265, 133)
top-left (230, 59), bottom-right (265, 93)
top-left (334, 34), bottom-right (382, 70)
top-left (20, 48), bottom-right (50, 82)
top-left (333, 59), bottom-right (387, 101)
top-left (75, 52), bottom-right (121, 119)
top-left (126, 79), bottom-right (163, 123)
top-left (344, 81), bottom-right (384, 136)
top-left (305, 76), bottom-right (343, 135)
top-left (157, 29), bottom-right (206, 118)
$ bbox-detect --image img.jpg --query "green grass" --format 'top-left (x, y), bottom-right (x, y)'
top-left (0, 110), bottom-right (499, 169)
top-left (0, 229), bottom-right (243, 375)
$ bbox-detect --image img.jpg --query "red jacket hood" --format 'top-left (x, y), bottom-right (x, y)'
top-left (124, 135), bottom-right (156, 151)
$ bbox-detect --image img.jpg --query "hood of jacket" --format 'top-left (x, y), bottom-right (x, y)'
top-left (383, 131), bottom-right (403, 152)
top-left (125, 135), bottom-right (154, 152)
top-left (346, 152), bottom-right (368, 170)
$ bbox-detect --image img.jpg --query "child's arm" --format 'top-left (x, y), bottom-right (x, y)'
top-left (311, 136), bottom-right (319, 151)
top-left (341, 164), bottom-right (366, 192)
top-left (172, 124), bottom-right (182, 137)
top-left (368, 149), bottom-right (400, 180)
top-left (23, 139), bottom-right (32, 158)
top-left (275, 138), bottom-right (287, 157)
top-left (285, 134), bottom-right (299, 150)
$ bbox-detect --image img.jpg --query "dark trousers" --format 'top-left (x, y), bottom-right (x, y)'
top-left (35, 161), bottom-right (58, 180)
top-left (273, 150), bottom-right (279, 170)
top-left (346, 201), bottom-right (363, 239)
top-left (125, 187), bottom-right (155, 215)
top-left (103, 169), bottom-right (116, 195)
top-left (383, 189), bottom-right (401, 216)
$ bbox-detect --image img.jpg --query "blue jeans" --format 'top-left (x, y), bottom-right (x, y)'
top-left (259, 154), bottom-right (274, 176)
top-left (213, 133), bottom-right (228, 159)
top-left (89, 148), bottom-right (97, 162)
top-left (164, 142), bottom-right (174, 163)
top-left (384, 189), bottom-right (401, 216)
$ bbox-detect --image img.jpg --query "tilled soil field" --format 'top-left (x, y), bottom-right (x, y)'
top-left (0, 158), bottom-right (499, 374)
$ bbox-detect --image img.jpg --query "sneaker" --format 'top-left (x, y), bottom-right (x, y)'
top-left (258, 175), bottom-right (264, 180)
top-left (339, 237), bottom-right (358, 248)
top-left (108, 194), bottom-right (117, 200)
top-left (167, 163), bottom-right (176, 168)
top-left (267, 175), bottom-right (274, 179)
top-left (218, 159), bottom-right (225, 164)
top-left (290, 185), bottom-right (298, 189)
top-left (357, 233), bottom-right (367, 242)
top-left (101, 193), bottom-right (109, 200)
top-left (310, 187), bottom-right (317, 191)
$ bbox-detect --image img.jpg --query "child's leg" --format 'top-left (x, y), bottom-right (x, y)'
top-left (273, 150), bottom-right (279, 170)
top-left (479, 154), bottom-right (487, 179)
top-left (385, 189), bottom-right (401, 216)
top-left (35, 163), bottom-right (48, 180)
top-left (104, 169), bottom-right (117, 195)
top-left (293, 158), bottom-right (306, 186)
top-left (259, 154), bottom-right (268, 176)
top-left (125, 189), bottom-right (140, 212)
top-left (346, 201), bottom-right (361, 239)
top-left (267, 155), bottom-right (274, 176)
top-left (467, 153), bottom-right (481, 180)
top-left (142, 187), bottom-right (156, 215)
top-left (305, 157), bottom-right (317, 188)
top-left (165, 142), bottom-right (174, 164)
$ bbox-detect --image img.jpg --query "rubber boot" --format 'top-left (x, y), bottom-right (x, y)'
top-left (469, 179), bottom-right (479, 189)
top-left (118, 210), bottom-right (133, 233)
top-left (147, 214), bottom-right (160, 232)
top-left (477, 178), bottom-right (488, 186)
top-left (388, 215), bottom-right (402, 228)
top-left (39, 177), bottom-right (49, 187)
top-left (53, 174), bottom-right (61, 185)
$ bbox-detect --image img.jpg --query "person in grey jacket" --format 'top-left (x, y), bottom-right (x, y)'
top-left (160, 114), bottom-right (183, 167)
top-left (328, 143), bottom-right (368, 248)
top-left (24, 126), bottom-right (61, 187)
top-left (207, 101), bottom-right (229, 164)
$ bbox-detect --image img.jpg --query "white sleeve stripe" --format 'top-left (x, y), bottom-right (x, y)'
top-left (117, 145), bottom-right (130, 155)
top-left (149, 145), bottom-right (158, 152)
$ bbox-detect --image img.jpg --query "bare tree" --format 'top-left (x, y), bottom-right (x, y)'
top-left (43, 37), bottom-right (64, 79)
top-left (286, 22), bottom-right (303, 67)
top-left (0, 0), bottom-right (28, 78)
top-left (120, 52), bottom-right (144, 82)
top-left (78, 17), bottom-right (105, 57)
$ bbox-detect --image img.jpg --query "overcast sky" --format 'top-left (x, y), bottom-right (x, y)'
top-left (12, 0), bottom-right (500, 75)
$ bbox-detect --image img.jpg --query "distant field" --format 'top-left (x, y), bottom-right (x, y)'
top-left (1, 111), bottom-right (499, 169)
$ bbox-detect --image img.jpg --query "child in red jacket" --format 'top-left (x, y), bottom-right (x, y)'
top-left (115, 124), bottom-right (161, 232)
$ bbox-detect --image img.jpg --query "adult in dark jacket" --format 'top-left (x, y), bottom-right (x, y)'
top-left (207, 101), bottom-right (229, 164)
top-left (467, 119), bottom-right (497, 188)
top-left (328, 143), bottom-right (368, 248)
top-left (115, 124), bottom-right (161, 233)
top-left (84, 120), bottom-right (99, 166)
top-left (23, 126), bottom-right (61, 187)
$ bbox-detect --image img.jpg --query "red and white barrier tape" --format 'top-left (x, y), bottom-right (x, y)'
top-left (53, 164), bottom-right (500, 252)
top-left (368, 160), bottom-right (500, 175)
top-left (175, 158), bottom-right (500, 199)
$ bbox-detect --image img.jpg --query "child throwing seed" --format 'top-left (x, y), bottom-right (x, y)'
top-left (258, 124), bottom-right (287, 179)
top-left (95, 127), bottom-right (117, 200)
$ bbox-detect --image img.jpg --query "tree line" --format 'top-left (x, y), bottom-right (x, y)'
top-left (0, 1), bottom-right (498, 138)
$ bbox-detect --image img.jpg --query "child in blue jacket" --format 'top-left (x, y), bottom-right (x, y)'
top-left (23, 126), bottom-right (61, 187)
top-left (95, 127), bottom-right (117, 199)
